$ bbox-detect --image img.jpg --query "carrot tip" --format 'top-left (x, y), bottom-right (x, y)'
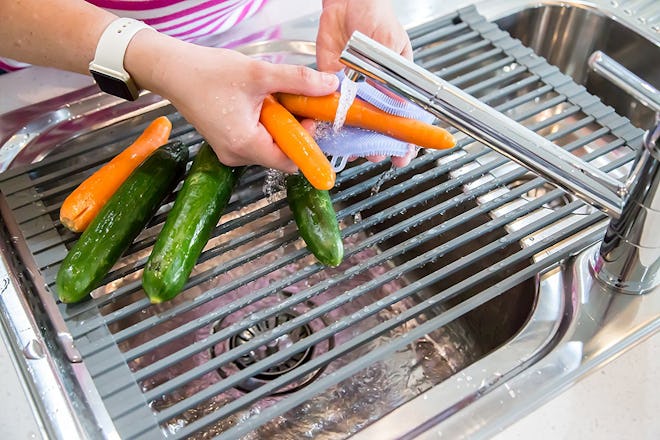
top-left (60, 205), bottom-right (92, 232)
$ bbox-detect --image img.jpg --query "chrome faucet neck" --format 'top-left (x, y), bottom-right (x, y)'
top-left (595, 119), bottom-right (660, 293)
top-left (340, 31), bottom-right (660, 294)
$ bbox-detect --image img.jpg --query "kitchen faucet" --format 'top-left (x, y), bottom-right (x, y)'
top-left (340, 32), bottom-right (659, 294)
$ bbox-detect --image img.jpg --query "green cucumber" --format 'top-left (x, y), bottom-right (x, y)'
top-left (56, 141), bottom-right (189, 304)
top-left (286, 173), bottom-right (343, 267)
top-left (142, 142), bottom-right (244, 303)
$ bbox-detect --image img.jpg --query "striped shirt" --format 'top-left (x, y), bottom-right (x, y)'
top-left (0, 0), bottom-right (268, 71)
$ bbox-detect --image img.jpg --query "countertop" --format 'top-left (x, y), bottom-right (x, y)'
top-left (0, 0), bottom-right (658, 439)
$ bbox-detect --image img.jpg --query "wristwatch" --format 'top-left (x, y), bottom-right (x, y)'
top-left (89, 17), bottom-right (154, 101)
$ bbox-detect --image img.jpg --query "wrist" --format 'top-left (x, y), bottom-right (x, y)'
top-left (123, 29), bottom-right (179, 98)
top-left (89, 18), bottom-right (156, 100)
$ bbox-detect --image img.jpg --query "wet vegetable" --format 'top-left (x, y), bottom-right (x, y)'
top-left (287, 172), bottom-right (343, 266)
top-left (143, 142), bottom-right (244, 303)
top-left (56, 141), bottom-right (188, 303)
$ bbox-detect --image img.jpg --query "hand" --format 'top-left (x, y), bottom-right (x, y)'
top-left (316, 0), bottom-right (416, 168)
top-left (126, 31), bottom-right (339, 173)
top-left (316, 0), bottom-right (413, 72)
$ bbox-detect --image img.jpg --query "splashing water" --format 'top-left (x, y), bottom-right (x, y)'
top-left (333, 77), bottom-right (359, 133)
top-left (314, 121), bottom-right (334, 141)
top-left (327, 77), bottom-right (360, 171)
top-left (262, 169), bottom-right (287, 202)
top-left (370, 165), bottom-right (397, 196)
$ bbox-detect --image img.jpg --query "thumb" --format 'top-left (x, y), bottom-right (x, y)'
top-left (261, 62), bottom-right (339, 96)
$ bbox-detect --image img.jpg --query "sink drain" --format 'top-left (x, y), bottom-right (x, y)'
top-left (230, 313), bottom-right (314, 378)
top-left (210, 307), bottom-right (333, 395)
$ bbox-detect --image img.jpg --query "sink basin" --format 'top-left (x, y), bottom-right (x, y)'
top-left (99, 175), bottom-right (538, 438)
top-left (0, 1), bottom-right (657, 439)
top-left (497, 4), bottom-right (659, 130)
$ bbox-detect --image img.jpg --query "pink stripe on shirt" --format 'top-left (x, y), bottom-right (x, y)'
top-left (0, 1), bottom-right (268, 71)
top-left (0, 58), bottom-right (31, 72)
top-left (155, 7), bottom-right (228, 32)
top-left (169, 11), bottom-right (232, 38)
top-left (135, 0), bottom-right (241, 25)
top-left (201, 0), bottom-right (255, 37)
top-left (94, 0), bottom-right (266, 41)
top-left (88, 0), bottom-right (193, 12)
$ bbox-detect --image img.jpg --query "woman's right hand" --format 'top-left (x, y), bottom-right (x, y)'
top-left (125, 30), bottom-right (339, 173)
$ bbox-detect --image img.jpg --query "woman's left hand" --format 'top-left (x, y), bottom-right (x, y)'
top-left (316, 0), bottom-right (416, 168)
top-left (316, 0), bottom-right (412, 72)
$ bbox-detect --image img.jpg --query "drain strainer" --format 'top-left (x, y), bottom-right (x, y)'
top-left (229, 313), bottom-right (314, 379)
top-left (210, 308), bottom-right (333, 395)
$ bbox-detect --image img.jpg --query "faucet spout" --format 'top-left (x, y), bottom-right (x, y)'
top-left (340, 31), bottom-right (660, 293)
top-left (340, 31), bottom-right (624, 218)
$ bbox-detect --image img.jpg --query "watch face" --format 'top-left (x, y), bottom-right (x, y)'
top-left (90, 70), bottom-right (140, 101)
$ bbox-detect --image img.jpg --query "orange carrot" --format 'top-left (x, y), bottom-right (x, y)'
top-left (260, 94), bottom-right (336, 190)
top-left (276, 92), bottom-right (455, 150)
top-left (60, 116), bottom-right (173, 232)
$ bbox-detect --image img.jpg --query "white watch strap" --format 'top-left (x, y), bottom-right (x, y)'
top-left (89, 17), bottom-right (154, 81)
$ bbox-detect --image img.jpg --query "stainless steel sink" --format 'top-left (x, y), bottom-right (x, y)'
top-left (0, 1), bottom-right (657, 439)
top-left (497, 3), bottom-right (659, 130)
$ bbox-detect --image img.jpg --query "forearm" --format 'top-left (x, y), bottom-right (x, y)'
top-left (122, 28), bottom-right (186, 98)
top-left (0, 0), bottom-right (116, 74)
